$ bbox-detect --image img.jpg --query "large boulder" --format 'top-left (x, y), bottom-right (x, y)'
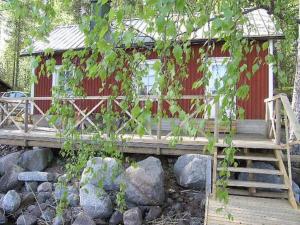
top-left (174, 154), bottom-right (211, 193)
top-left (79, 184), bottom-right (113, 219)
top-left (81, 157), bottom-right (122, 191)
top-left (0, 165), bottom-right (24, 193)
top-left (72, 212), bottom-right (96, 225)
top-left (109, 210), bottom-right (123, 225)
top-left (54, 184), bottom-right (79, 207)
top-left (123, 207), bottom-right (142, 225)
top-left (2, 190), bottom-right (21, 213)
top-left (124, 156), bottom-right (165, 206)
top-left (19, 147), bottom-right (53, 171)
top-left (0, 151), bottom-right (22, 175)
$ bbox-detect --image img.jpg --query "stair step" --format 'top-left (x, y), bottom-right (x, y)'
top-left (227, 180), bottom-right (288, 189)
top-left (217, 167), bottom-right (282, 175)
top-left (217, 154), bottom-right (277, 162)
top-left (228, 189), bottom-right (288, 199)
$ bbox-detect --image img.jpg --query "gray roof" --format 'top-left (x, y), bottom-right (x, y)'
top-left (22, 9), bottom-right (283, 56)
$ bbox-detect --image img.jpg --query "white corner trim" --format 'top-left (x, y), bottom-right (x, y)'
top-left (268, 39), bottom-right (274, 98)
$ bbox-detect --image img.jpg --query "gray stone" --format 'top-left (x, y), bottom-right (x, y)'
top-left (109, 210), bottom-right (123, 225)
top-left (174, 154), bottom-right (211, 194)
top-left (0, 164), bottom-right (24, 193)
top-left (123, 208), bottom-right (142, 225)
top-left (41, 207), bottom-right (56, 222)
top-left (54, 184), bottom-right (79, 206)
top-left (81, 157), bottom-right (122, 191)
top-left (2, 190), bottom-right (21, 213)
top-left (292, 181), bottom-right (300, 203)
top-left (292, 167), bottom-right (300, 186)
top-left (18, 171), bottom-right (57, 182)
top-left (53, 216), bottom-right (64, 225)
top-left (19, 147), bottom-right (53, 171)
top-left (80, 184), bottom-right (113, 219)
top-left (37, 192), bottom-right (53, 204)
top-left (0, 209), bottom-right (7, 224)
top-left (72, 212), bottom-right (96, 225)
top-left (16, 213), bottom-right (37, 225)
top-left (27, 204), bottom-right (41, 218)
top-left (25, 182), bottom-right (38, 192)
top-left (124, 157), bottom-right (165, 205)
top-left (0, 151), bottom-right (22, 175)
top-left (145, 206), bottom-right (162, 221)
top-left (37, 182), bottom-right (53, 193)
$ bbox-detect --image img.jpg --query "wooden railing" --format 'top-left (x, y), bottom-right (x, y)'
top-left (0, 95), bottom-right (221, 141)
top-left (265, 93), bottom-right (300, 186)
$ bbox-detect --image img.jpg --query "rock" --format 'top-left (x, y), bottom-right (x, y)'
top-left (37, 192), bottom-right (53, 204)
top-left (0, 165), bottom-right (24, 193)
top-left (25, 182), bottom-right (38, 192)
top-left (80, 184), bottom-right (113, 219)
top-left (238, 162), bottom-right (283, 190)
top-left (174, 154), bottom-right (211, 193)
top-left (81, 157), bottom-right (122, 191)
top-left (72, 212), bottom-right (96, 225)
top-left (37, 182), bottom-right (53, 193)
top-left (53, 216), bottom-right (64, 225)
top-left (0, 151), bottom-right (22, 175)
top-left (54, 184), bottom-right (79, 206)
top-left (292, 167), bottom-right (300, 186)
top-left (16, 213), bottom-right (37, 225)
top-left (18, 171), bottom-right (57, 182)
top-left (0, 209), bottom-right (7, 224)
top-left (2, 190), bottom-right (21, 213)
top-left (123, 207), bottom-right (142, 225)
top-left (124, 157), bottom-right (165, 205)
top-left (145, 206), bottom-right (162, 221)
top-left (109, 210), bottom-right (123, 225)
top-left (41, 207), bottom-right (56, 222)
top-left (27, 205), bottom-right (42, 218)
top-left (19, 147), bottom-right (53, 171)
top-left (292, 181), bottom-right (300, 203)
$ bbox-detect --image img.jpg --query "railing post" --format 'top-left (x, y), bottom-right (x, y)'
top-left (214, 99), bottom-right (219, 142)
top-left (275, 99), bottom-right (281, 145)
top-left (284, 111), bottom-right (293, 187)
top-left (0, 101), bottom-right (3, 128)
top-left (156, 96), bottom-right (162, 155)
top-left (24, 99), bottom-right (29, 133)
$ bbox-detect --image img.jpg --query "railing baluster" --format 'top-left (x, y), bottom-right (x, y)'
top-left (214, 99), bottom-right (219, 142)
top-left (275, 98), bottom-right (281, 145)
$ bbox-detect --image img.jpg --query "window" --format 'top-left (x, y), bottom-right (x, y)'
top-left (52, 65), bottom-right (74, 96)
top-left (136, 59), bottom-right (159, 95)
top-left (207, 57), bottom-right (228, 94)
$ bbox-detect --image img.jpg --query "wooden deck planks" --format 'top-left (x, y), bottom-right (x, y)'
top-left (206, 195), bottom-right (300, 225)
top-left (0, 128), bottom-right (285, 155)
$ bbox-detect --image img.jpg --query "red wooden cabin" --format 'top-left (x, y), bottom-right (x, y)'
top-left (21, 9), bottom-right (283, 134)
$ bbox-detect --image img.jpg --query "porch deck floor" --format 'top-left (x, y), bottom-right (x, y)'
top-left (0, 126), bottom-right (283, 154)
top-left (205, 195), bottom-right (300, 225)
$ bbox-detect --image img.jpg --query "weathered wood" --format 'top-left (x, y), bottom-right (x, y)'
top-left (24, 99), bottom-right (29, 132)
top-left (227, 180), bottom-right (287, 189)
top-left (281, 94), bottom-right (300, 140)
top-left (284, 111), bottom-right (293, 187)
top-left (218, 167), bottom-right (281, 175)
top-left (214, 100), bottom-right (219, 141)
top-left (275, 99), bottom-right (281, 145)
top-left (245, 149), bottom-right (256, 194)
top-left (274, 149), bottom-right (298, 209)
top-left (212, 147), bottom-right (218, 199)
top-left (206, 195), bottom-right (300, 225)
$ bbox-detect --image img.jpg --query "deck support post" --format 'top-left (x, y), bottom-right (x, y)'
top-left (275, 99), bottom-right (281, 145)
top-left (284, 111), bottom-right (293, 187)
top-left (213, 100), bottom-right (219, 142)
top-left (156, 96), bottom-right (163, 155)
top-left (24, 99), bottom-right (29, 133)
top-left (245, 148), bottom-right (256, 195)
top-left (212, 147), bottom-right (218, 199)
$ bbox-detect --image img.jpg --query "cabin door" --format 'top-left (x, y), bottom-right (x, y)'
top-left (206, 57), bottom-right (235, 119)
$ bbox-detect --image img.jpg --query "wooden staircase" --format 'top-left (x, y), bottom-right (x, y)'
top-left (212, 94), bottom-right (300, 209)
top-left (213, 148), bottom-right (298, 209)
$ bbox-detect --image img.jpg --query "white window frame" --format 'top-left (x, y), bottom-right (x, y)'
top-left (137, 59), bottom-right (160, 95)
top-left (52, 65), bottom-right (74, 96)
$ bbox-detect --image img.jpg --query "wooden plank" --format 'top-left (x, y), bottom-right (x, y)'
top-left (217, 167), bottom-right (282, 175)
top-left (227, 180), bottom-right (287, 189)
top-left (217, 154), bottom-right (278, 162)
top-left (280, 95), bottom-right (300, 140)
top-left (274, 149), bottom-right (298, 209)
top-left (228, 188), bottom-right (288, 199)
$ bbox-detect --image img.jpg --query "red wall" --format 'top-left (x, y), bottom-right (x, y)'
top-left (34, 42), bottom-right (269, 119)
